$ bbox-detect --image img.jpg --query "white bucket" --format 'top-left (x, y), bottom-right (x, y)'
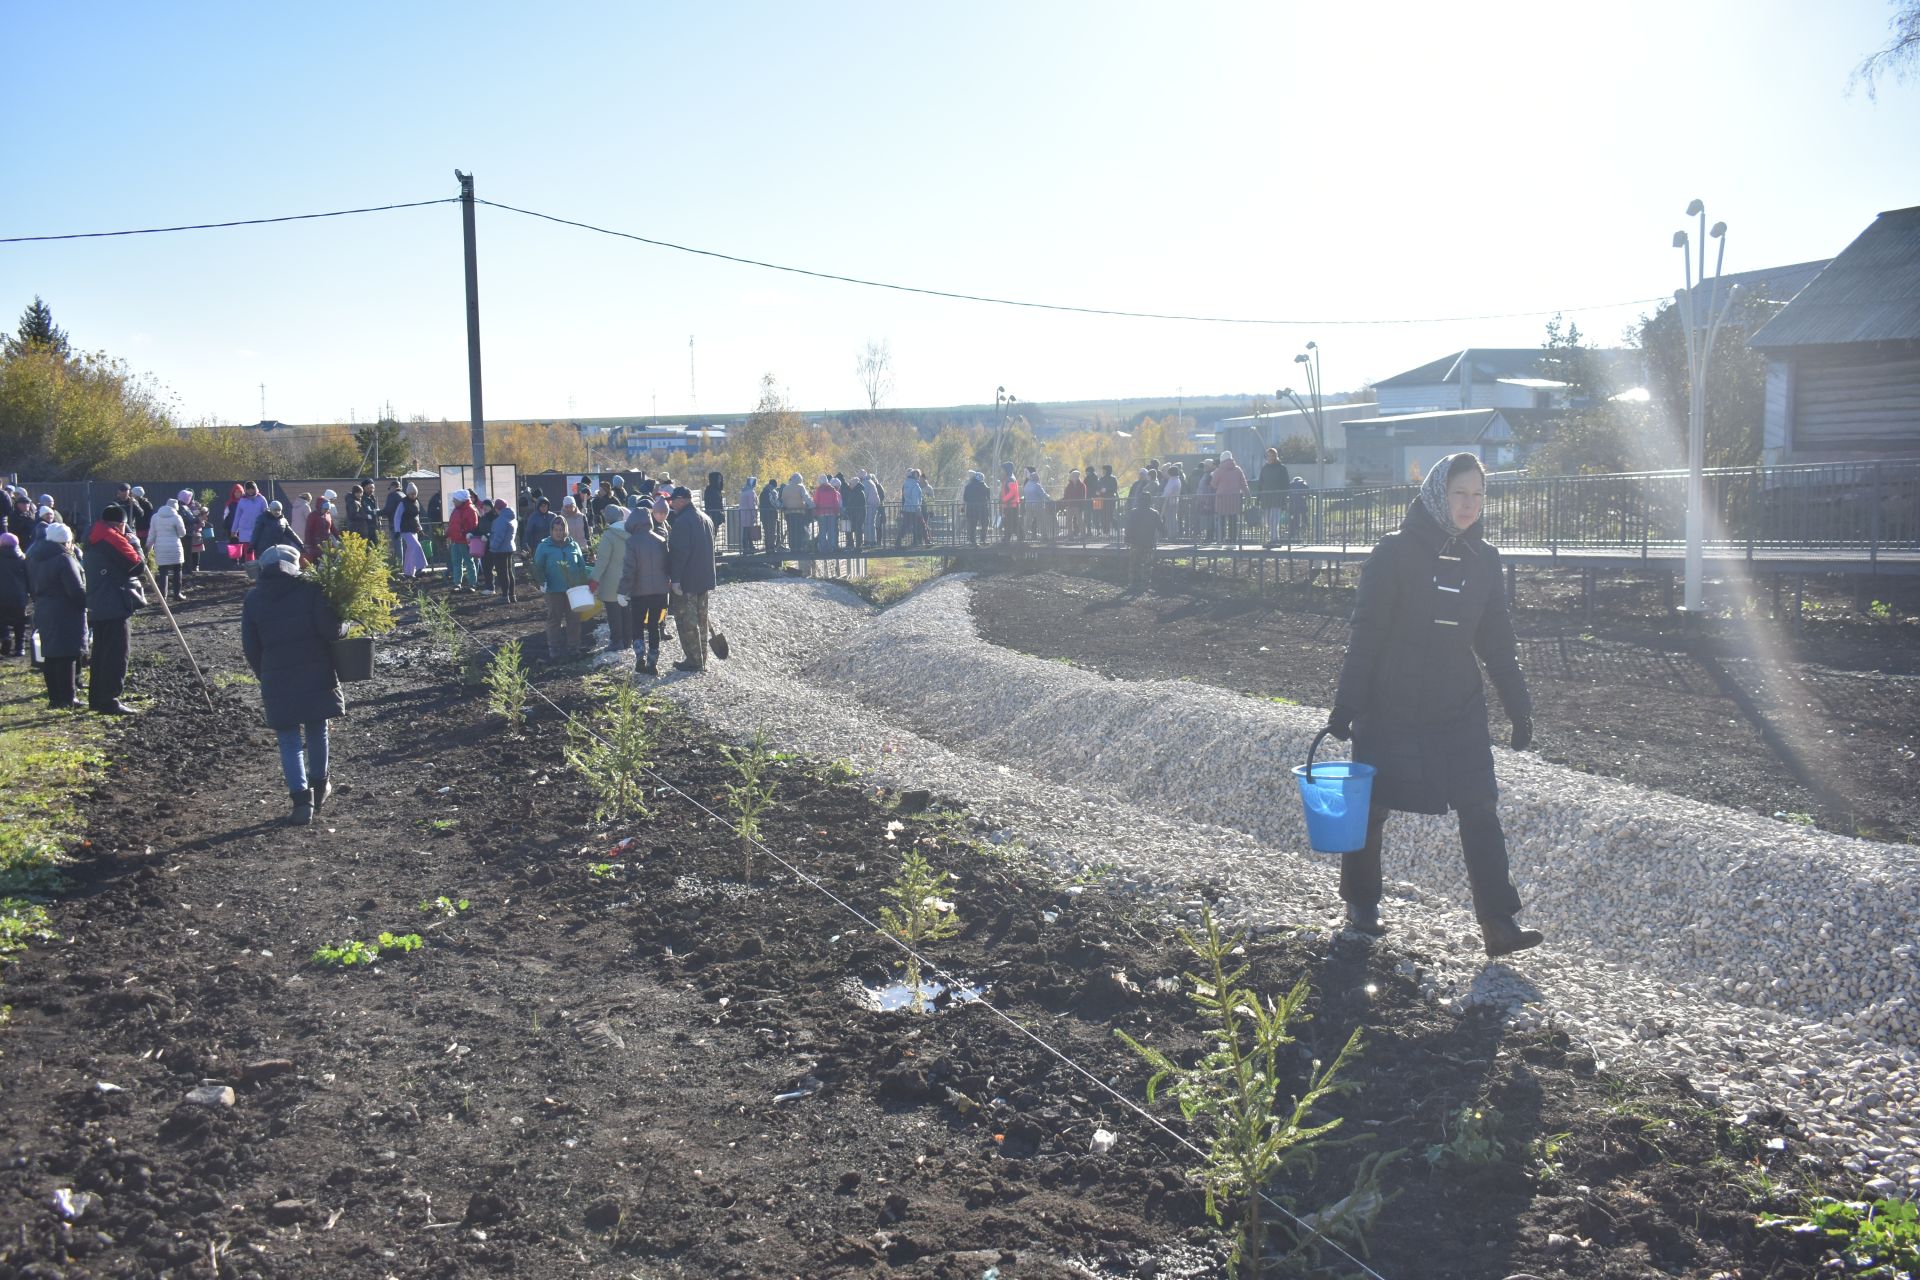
top-left (566, 584), bottom-right (595, 612)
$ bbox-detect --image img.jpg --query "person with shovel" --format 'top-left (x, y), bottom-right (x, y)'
top-left (1324, 451), bottom-right (1540, 958)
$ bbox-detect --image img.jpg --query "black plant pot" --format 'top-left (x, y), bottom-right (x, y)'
top-left (331, 635), bottom-right (375, 683)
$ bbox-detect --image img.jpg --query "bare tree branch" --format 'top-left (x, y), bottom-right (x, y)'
top-left (1851, 0), bottom-right (1920, 98)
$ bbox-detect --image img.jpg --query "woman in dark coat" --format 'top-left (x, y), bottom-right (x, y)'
top-left (1325, 452), bottom-right (1541, 957)
top-left (25, 523), bottom-right (86, 708)
top-left (0, 532), bottom-right (28, 657)
top-left (702, 472), bottom-right (726, 548)
top-left (241, 545), bottom-right (347, 826)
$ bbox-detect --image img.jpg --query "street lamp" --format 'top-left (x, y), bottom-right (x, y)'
top-left (1292, 341), bottom-right (1326, 490)
top-left (990, 386), bottom-right (1015, 491)
top-left (1673, 200), bottom-right (1739, 614)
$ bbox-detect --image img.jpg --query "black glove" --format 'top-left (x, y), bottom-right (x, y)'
top-left (1510, 716), bottom-right (1533, 752)
top-left (1326, 707), bottom-right (1355, 742)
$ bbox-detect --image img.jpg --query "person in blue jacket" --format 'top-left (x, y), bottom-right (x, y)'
top-left (484, 498), bottom-right (519, 602)
top-left (532, 515), bottom-right (587, 660)
top-left (241, 545), bottom-right (347, 826)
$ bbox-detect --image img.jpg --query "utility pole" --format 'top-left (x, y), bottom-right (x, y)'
top-left (259, 383), bottom-right (266, 423)
top-left (688, 335), bottom-right (697, 418)
top-left (456, 170), bottom-right (488, 487)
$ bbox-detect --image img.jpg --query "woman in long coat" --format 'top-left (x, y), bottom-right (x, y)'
top-left (25, 523), bottom-right (86, 708)
top-left (1326, 452), bottom-right (1541, 957)
top-left (241, 545), bottom-right (346, 826)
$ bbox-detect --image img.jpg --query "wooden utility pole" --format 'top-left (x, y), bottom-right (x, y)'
top-left (456, 170), bottom-right (487, 487)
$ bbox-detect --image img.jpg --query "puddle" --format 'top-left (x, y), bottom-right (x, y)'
top-left (843, 974), bottom-right (986, 1013)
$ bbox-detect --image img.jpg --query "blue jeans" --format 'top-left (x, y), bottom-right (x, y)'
top-left (449, 544), bottom-right (477, 588)
top-left (276, 722), bottom-right (330, 792)
top-left (816, 515), bottom-right (838, 554)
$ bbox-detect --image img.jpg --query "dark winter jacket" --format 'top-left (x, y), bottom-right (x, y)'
top-left (26, 540), bottom-right (87, 658)
top-left (241, 573), bottom-right (347, 729)
top-left (1123, 502), bottom-right (1165, 549)
top-left (488, 506), bottom-right (519, 554)
top-left (1257, 460), bottom-right (1291, 506)
top-left (83, 522), bottom-right (145, 622)
top-left (962, 476), bottom-right (990, 518)
top-left (1332, 500), bottom-right (1530, 815)
top-left (620, 519), bottom-right (671, 598)
top-left (0, 542), bottom-right (28, 617)
top-left (394, 495), bottom-right (422, 535)
top-left (666, 506), bottom-right (717, 594)
top-left (250, 513), bottom-right (303, 555)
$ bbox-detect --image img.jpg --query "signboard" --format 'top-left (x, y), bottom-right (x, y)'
top-left (438, 464), bottom-right (519, 505)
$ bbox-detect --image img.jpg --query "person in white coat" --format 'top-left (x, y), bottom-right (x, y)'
top-left (149, 496), bottom-right (189, 600)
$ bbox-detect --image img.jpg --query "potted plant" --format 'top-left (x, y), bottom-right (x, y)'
top-left (309, 532), bottom-right (399, 682)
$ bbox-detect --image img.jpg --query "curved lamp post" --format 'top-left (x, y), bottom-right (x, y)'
top-left (1674, 200), bottom-right (1739, 614)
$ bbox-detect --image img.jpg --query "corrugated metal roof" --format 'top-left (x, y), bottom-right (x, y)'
top-left (1748, 207), bottom-right (1920, 349)
top-left (1376, 346), bottom-right (1634, 388)
top-left (1680, 259), bottom-right (1829, 315)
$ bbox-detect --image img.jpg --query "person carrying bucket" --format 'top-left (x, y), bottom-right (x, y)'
top-left (1324, 452), bottom-right (1541, 958)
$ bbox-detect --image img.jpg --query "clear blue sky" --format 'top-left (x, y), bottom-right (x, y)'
top-left (4, 1), bottom-right (1916, 426)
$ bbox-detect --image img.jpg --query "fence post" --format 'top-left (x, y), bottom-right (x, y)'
top-left (1870, 471), bottom-right (1882, 567)
top-left (1747, 466), bottom-right (1758, 563)
top-left (1547, 479), bottom-right (1558, 561)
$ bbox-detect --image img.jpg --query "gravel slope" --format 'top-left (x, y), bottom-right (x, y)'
top-left (632, 574), bottom-right (1920, 1195)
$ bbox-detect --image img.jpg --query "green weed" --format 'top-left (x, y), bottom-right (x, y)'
top-left (1761, 1196), bottom-right (1918, 1275)
top-left (1116, 908), bottom-right (1364, 1277)
top-left (418, 895), bottom-right (469, 918)
top-left (377, 931), bottom-right (423, 953)
top-left (823, 758), bottom-right (857, 785)
top-left (312, 939), bottom-right (381, 967)
top-left (0, 899), bottom-right (54, 960)
top-left (1426, 1104), bottom-right (1506, 1168)
top-left (212, 670), bottom-right (259, 689)
top-left (1868, 599), bottom-right (1894, 621)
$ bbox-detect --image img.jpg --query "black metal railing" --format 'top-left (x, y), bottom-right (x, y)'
top-left (715, 460), bottom-right (1920, 563)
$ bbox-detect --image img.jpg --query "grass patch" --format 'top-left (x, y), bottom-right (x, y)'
top-left (0, 659), bottom-right (109, 1027)
top-left (848, 557), bottom-right (944, 607)
top-left (0, 665), bottom-right (107, 894)
top-left (212, 670), bottom-right (259, 689)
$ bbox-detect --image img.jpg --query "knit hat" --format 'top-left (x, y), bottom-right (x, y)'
top-left (257, 544), bottom-right (302, 577)
top-left (43, 523), bottom-right (72, 544)
top-left (177, 489), bottom-right (193, 504)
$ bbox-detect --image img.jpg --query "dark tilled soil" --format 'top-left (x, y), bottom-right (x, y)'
top-left (0, 574), bottom-right (1850, 1278)
top-left (972, 564), bottom-right (1920, 844)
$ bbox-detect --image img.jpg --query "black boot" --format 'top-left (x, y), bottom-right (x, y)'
top-left (1480, 915), bottom-right (1543, 958)
top-left (310, 776), bottom-right (332, 813)
top-left (290, 788), bottom-right (314, 826)
top-left (1343, 902), bottom-right (1386, 936)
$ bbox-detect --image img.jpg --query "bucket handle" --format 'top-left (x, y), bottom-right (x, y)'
top-left (1304, 728), bottom-right (1342, 784)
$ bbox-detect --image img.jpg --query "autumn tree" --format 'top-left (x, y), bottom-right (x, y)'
top-left (731, 374), bottom-right (824, 484)
top-left (0, 346), bottom-right (170, 477)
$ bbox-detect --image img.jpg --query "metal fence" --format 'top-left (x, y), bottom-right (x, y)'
top-left (720, 461), bottom-right (1920, 563)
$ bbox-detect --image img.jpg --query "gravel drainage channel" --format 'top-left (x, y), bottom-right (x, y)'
top-left (632, 573), bottom-right (1920, 1195)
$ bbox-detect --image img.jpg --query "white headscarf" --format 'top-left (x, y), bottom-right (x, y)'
top-left (43, 523), bottom-right (72, 544)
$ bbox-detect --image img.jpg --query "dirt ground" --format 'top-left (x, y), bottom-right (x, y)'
top-left (0, 572), bottom-right (1864, 1278)
top-left (971, 562), bottom-right (1920, 845)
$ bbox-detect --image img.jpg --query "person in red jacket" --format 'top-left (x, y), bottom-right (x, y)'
top-left (443, 489), bottom-right (480, 591)
top-left (302, 495), bottom-right (337, 566)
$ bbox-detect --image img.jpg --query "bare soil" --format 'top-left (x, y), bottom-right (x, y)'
top-left (971, 562), bottom-right (1920, 845)
top-left (0, 573), bottom-right (1862, 1278)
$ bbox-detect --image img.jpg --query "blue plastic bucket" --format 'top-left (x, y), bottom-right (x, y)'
top-left (1291, 730), bottom-right (1376, 854)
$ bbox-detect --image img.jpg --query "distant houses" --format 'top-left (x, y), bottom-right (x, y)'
top-left (1747, 205), bottom-right (1920, 465)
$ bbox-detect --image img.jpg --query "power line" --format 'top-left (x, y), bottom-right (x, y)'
top-left (0, 198), bottom-right (458, 244)
top-left (476, 197), bottom-right (1664, 327)
top-left (3, 188), bottom-right (1664, 327)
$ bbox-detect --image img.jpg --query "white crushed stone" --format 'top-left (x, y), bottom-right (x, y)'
top-left (627, 574), bottom-right (1920, 1193)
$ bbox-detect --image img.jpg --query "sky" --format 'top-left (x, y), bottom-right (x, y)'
top-left (4, 1), bottom-right (1917, 427)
